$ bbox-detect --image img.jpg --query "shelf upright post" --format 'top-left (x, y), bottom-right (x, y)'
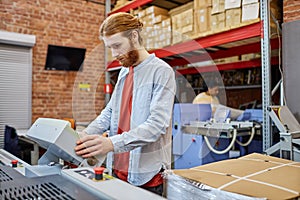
top-left (260, 0), bottom-right (272, 151)
top-left (105, 0), bottom-right (111, 105)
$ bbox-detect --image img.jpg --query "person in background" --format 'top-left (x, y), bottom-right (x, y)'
top-left (193, 78), bottom-right (244, 119)
top-left (74, 12), bottom-right (176, 196)
top-left (193, 78), bottom-right (220, 114)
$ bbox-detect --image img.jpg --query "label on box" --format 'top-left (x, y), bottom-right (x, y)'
top-left (242, 0), bottom-right (259, 5)
top-left (242, 2), bottom-right (259, 22)
top-left (225, 0), bottom-right (241, 9)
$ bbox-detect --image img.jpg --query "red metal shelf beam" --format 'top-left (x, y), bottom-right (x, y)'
top-left (167, 37), bottom-right (280, 67)
top-left (109, 0), bottom-right (153, 15)
top-left (154, 22), bottom-right (261, 58)
top-left (106, 22), bottom-right (262, 70)
top-left (176, 57), bottom-right (279, 75)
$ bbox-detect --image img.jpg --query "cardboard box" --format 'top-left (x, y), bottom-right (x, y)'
top-left (161, 18), bottom-right (171, 27)
top-left (194, 7), bottom-right (212, 34)
top-left (137, 9), bottom-right (146, 18)
top-left (152, 14), bottom-right (169, 24)
top-left (242, 0), bottom-right (259, 5)
top-left (225, 0), bottom-right (241, 9)
top-left (169, 2), bottom-right (194, 44)
top-left (145, 5), bottom-right (169, 16)
top-left (194, 0), bottom-right (212, 8)
top-left (172, 153), bottom-right (300, 200)
top-left (242, 2), bottom-right (259, 22)
top-left (225, 8), bottom-right (241, 28)
top-left (211, 12), bottom-right (225, 31)
top-left (169, 3), bottom-right (194, 29)
top-left (212, 0), bottom-right (225, 14)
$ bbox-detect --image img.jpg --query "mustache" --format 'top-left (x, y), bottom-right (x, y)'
top-left (115, 47), bottom-right (144, 60)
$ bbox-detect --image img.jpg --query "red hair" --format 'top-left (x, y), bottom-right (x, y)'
top-left (99, 12), bottom-right (144, 44)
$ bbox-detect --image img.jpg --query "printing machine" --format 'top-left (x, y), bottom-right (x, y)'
top-left (172, 103), bottom-right (262, 169)
top-left (0, 118), bottom-right (165, 200)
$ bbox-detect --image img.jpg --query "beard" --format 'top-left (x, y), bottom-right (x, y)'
top-left (116, 44), bottom-right (139, 68)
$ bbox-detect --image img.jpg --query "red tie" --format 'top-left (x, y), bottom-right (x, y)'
top-left (114, 66), bottom-right (133, 181)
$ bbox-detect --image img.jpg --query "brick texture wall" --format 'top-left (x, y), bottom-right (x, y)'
top-left (283, 0), bottom-right (300, 22)
top-left (0, 0), bottom-right (106, 123)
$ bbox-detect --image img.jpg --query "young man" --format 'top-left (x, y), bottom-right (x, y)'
top-left (75, 12), bottom-right (176, 195)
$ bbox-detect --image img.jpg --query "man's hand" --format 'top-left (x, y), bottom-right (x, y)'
top-left (74, 132), bottom-right (114, 158)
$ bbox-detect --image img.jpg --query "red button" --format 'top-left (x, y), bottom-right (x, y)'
top-left (11, 160), bottom-right (18, 167)
top-left (11, 160), bottom-right (18, 165)
top-left (94, 167), bottom-right (105, 181)
top-left (94, 167), bottom-right (105, 174)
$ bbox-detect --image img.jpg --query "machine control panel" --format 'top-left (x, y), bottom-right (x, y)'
top-left (62, 167), bottom-right (166, 200)
top-left (74, 168), bottom-right (113, 181)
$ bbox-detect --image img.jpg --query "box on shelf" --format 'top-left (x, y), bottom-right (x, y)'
top-left (225, 0), bottom-right (241, 10)
top-left (225, 8), bottom-right (241, 28)
top-left (142, 17), bottom-right (172, 50)
top-left (212, 0), bottom-right (225, 14)
top-left (242, 0), bottom-right (282, 33)
top-left (161, 18), bottom-right (171, 27)
top-left (169, 2), bottom-right (194, 44)
top-left (194, 0), bottom-right (212, 8)
top-left (153, 14), bottom-right (169, 24)
top-left (145, 5), bottom-right (169, 16)
top-left (211, 12), bottom-right (225, 32)
top-left (214, 56), bottom-right (239, 64)
top-left (194, 7), bottom-right (212, 34)
top-left (143, 13), bottom-right (169, 25)
top-left (242, 0), bottom-right (259, 5)
top-left (133, 4), bottom-right (172, 49)
top-left (169, 153), bottom-right (300, 200)
top-left (135, 9), bottom-right (146, 18)
top-left (241, 53), bottom-right (261, 61)
top-left (112, 0), bottom-right (131, 11)
top-left (242, 2), bottom-right (259, 22)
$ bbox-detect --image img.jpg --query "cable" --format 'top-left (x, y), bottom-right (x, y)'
top-left (203, 130), bottom-right (237, 155)
top-left (235, 128), bottom-right (256, 147)
top-left (270, 7), bottom-right (286, 105)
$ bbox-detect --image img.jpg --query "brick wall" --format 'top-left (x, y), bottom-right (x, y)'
top-left (0, 0), bottom-right (105, 123)
top-left (283, 0), bottom-right (300, 22)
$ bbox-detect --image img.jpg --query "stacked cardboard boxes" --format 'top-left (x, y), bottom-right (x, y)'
top-left (194, 0), bottom-right (212, 34)
top-left (242, 0), bottom-right (260, 22)
top-left (242, 0), bottom-right (283, 32)
top-left (169, 2), bottom-right (194, 44)
top-left (211, 0), bottom-right (225, 31)
top-left (132, 6), bottom-right (172, 50)
top-left (112, 0), bottom-right (281, 51)
top-left (111, 0), bottom-right (132, 11)
top-left (224, 0), bottom-right (242, 29)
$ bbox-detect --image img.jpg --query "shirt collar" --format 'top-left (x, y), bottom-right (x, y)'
top-left (119, 53), bottom-right (155, 79)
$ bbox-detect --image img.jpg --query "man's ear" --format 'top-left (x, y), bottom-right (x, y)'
top-left (130, 30), bottom-right (139, 45)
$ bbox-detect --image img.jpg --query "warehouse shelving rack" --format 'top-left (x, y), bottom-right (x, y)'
top-left (104, 0), bottom-right (275, 151)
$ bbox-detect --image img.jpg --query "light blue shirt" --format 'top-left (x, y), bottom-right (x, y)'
top-left (84, 54), bottom-right (176, 186)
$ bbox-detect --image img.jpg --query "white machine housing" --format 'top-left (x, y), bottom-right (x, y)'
top-left (26, 118), bottom-right (83, 165)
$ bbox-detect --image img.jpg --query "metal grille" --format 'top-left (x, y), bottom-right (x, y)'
top-left (0, 169), bottom-right (13, 183)
top-left (0, 182), bottom-right (75, 200)
top-left (0, 166), bottom-right (100, 200)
